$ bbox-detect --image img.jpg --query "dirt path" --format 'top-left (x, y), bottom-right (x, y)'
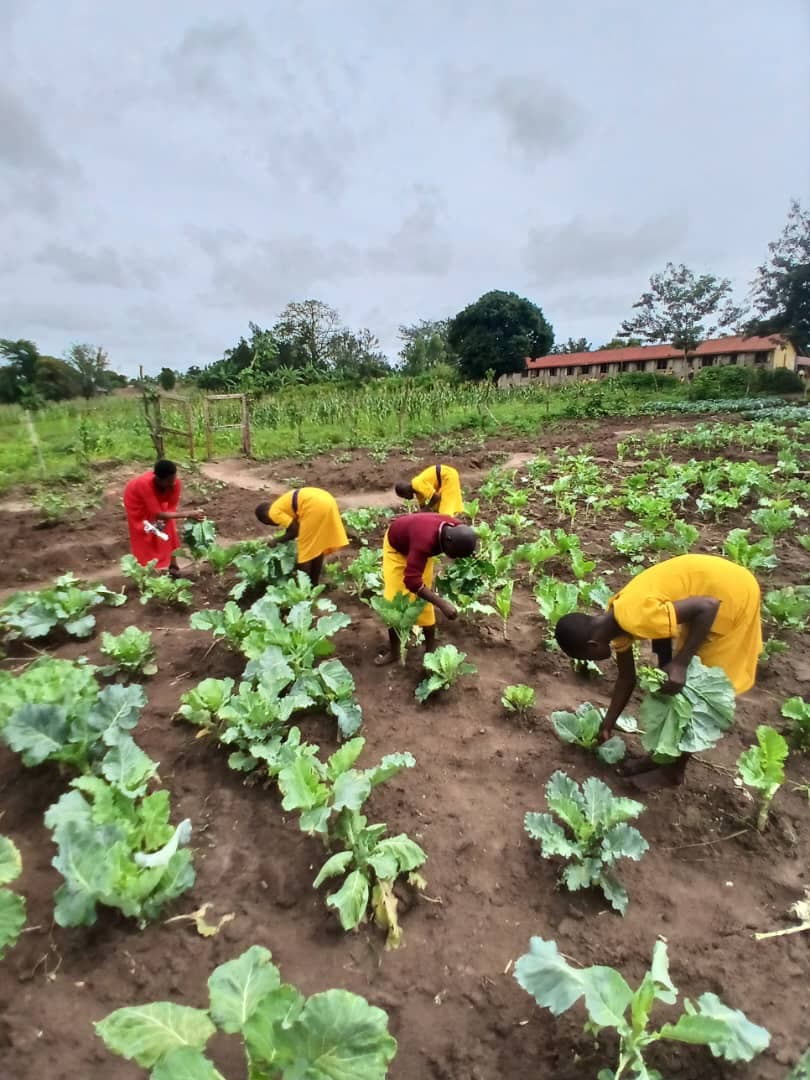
top-left (199, 453), bottom-right (532, 507)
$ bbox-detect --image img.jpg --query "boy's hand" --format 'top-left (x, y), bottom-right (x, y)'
top-left (660, 660), bottom-right (687, 695)
top-left (438, 599), bottom-right (458, 621)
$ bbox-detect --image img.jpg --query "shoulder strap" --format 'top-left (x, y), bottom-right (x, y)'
top-left (291, 489), bottom-right (299, 514)
top-left (435, 463), bottom-right (442, 487)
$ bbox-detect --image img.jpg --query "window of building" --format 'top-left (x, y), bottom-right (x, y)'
top-left (600, 363), bottom-right (608, 374)
top-left (548, 368), bottom-right (557, 377)
top-left (656, 359), bottom-right (668, 370)
top-left (620, 361), bottom-right (629, 372)
top-left (566, 366), bottom-right (574, 376)
top-left (701, 356), bottom-right (714, 368)
top-left (755, 354), bottom-right (767, 364)
top-left (727, 354), bottom-right (737, 365)
top-left (580, 366), bottom-right (590, 375)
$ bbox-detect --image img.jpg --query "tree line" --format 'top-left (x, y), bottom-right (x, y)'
top-left (2, 199), bottom-right (807, 404)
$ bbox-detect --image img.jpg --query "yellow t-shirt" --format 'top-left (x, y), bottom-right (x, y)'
top-left (609, 554), bottom-right (762, 694)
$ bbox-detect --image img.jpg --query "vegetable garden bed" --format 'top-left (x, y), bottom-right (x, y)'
top-left (0, 411), bottom-right (808, 1079)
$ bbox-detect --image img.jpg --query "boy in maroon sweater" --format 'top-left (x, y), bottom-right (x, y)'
top-left (375, 512), bottom-right (477, 665)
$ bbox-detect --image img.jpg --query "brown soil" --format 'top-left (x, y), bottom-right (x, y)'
top-left (1, 416), bottom-right (808, 1079)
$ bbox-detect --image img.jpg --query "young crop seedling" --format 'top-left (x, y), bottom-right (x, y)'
top-left (534, 578), bottom-right (582, 648)
top-left (99, 627), bottom-right (158, 678)
top-left (45, 778), bottom-right (194, 927)
top-left (494, 579), bottom-right (514, 639)
top-left (782, 696), bottom-right (810, 751)
top-left (95, 945), bottom-right (397, 1078)
top-left (0, 833), bottom-right (26, 960)
top-left (276, 737), bottom-right (424, 946)
top-left (2, 678), bottom-right (146, 775)
top-left (342, 506), bottom-right (393, 536)
top-left (764, 587), bottom-right (810, 632)
top-left (0, 656), bottom-right (98, 730)
top-left (240, 600), bottom-right (352, 672)
top-left (737, 725), bottom-right (789, 832)
top-left (638, 657), bottom-right (735, 761)
top-left (760, 636), bottom-right (789, 665)
top-left (0, 574), bottom-right (126, 642)
top-left (550, 703), bottom-right (627, 764)
top-left (415, 644), bottom-right (477, 703)
top-left (514, 936), bottom-right (770, 1078)
top-left (229, 543), bottom-right (297, 600)
top-left (120, 556), bottom-right (193, 606)
top-left (370, 592), bottom-right (426, 666)
top-left (183, 518), bottom-right (217, 560)
top-left (723, 528), bottom-right (779, 572)
top-left (525, 770), bottom-right (647, 914)
top-left (343, 546), bottom-right (383, 597)
top-left (177, 677), bottom-right (236, 731)
top-left (751, 499), bottom-right (806, 538)
top-left (502, 683), bottom-right (536, 721)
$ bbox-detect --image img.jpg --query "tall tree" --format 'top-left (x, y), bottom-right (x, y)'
top-left (0, 339), bottom-right (41, 406)
top-left (397, 318), bottom-right (453, 374)
top-left (600, 336), bottom-right (642, 350)
top-left (274, 300), bottom-right (340, 371)
top-left (447, 290), bottom-right (553, 380)
top-left (619, 263), bottom-right (742, 372)
top-left (550, 336), bottom-right (592, 354)
top-left (748, 199), bottom-right (810, 353)
top-left (65, 343), bottom-right (110, 398)
top-left (330, 328), bottom-right (390, 381)
top-left (158, 367), bottom-right (176, 391)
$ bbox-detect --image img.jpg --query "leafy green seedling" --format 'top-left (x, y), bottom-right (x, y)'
top-left (343, 547), bottom-right (383, 597)
top-left (183, 518), bottom-right (217, 560)
top-left (751, 500), bottom-right (805, 538)
top-left (120, 556), bottom-right (193, 606)
top-left (99, 627), bottom-right (158, 677)
top-left (514, 936), bottom-right (770, 1078)
top-left (95, 945), bottom-right (397, 1079)
top-left (45, 779), bottom-right (194, 927)
top-left (495, 579), bottom-right (513, 639)
top-left (723, 528), bottom-right (778, 572)
top-left (0, 834), bottom-right (26, 960)
top-left (513, 531), bottom-right (561, 577)
top-left (229, 543), bottom-right (297, 600)
top-left (534, 578), bottom-right (582, 648)
top-left (764, 587), bottom-right (810, 632)
top-left (0, 656), bottom-right (98, 731)
top-left (782, 696), bottom-right (810, 751)
top-left (342, 506), bottom-right (392, 536)
top-left (502, 684), bottom-right (536, 720)
top-left (2, 681), bottom-right (146, 775)
top-left (737, 724), bottom-right (789, 832)
top-left (177, 678), bottom-right (235, 731)
top-left (760, 637), bottom-right (789, 664)
top-left (639, 657), bottom-right (735, 760)
top-left (525, 770), bottom-right (647, 914)
top-left (415, 644), bottom-right (477, 703)
top-left (0, 573), bottom-right (126, 641)
top-left (370, 592), bottom-right (426, 666)
top-left (315, 814), bottom-right (426, 950)
top-left (550, 703), bottom-right (626, 765)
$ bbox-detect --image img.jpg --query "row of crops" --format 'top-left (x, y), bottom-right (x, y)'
top-left (1, 408), bottom-right (809, 1077)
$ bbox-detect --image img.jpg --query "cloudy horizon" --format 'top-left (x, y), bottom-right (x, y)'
top-left (2, 1), bottom-right (809, 376)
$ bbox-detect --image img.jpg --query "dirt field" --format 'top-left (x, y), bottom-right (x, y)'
top-left (1, 416), bottom-right (808, 1079)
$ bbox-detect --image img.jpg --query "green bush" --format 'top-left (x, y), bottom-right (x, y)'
top-left (689, 366), bottom-right (752, 400)
top-left (754, 368), bottom-right (804, 394)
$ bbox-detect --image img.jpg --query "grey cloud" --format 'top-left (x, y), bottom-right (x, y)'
top-left (366, 188), bottom-right (453, 275)
top-left (33, 244), bottom-right (168, 289)
top-left (441, 67), bottom-right (584, 160)
top-left (487, 76), bottom-right (585, 157)
top-left (165, 19), bottom-right (256, 100)
top-left (525, 212), bottom-right (689, 284)
top-left (0, 83), bottom-right (71, 174)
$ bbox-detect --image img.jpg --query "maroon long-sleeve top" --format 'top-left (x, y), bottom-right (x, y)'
top-left (387, 513), bottom-right (458, 593)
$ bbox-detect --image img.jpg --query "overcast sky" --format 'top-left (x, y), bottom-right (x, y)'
top-left (2, 1), bottom-right (809, 376)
